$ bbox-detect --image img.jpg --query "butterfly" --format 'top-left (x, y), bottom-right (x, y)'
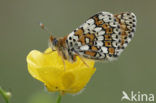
top-left (41, 11), bottom-right (137, 64)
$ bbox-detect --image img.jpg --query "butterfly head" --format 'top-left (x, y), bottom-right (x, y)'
top-left (49, 35), bottom-right (59, 50)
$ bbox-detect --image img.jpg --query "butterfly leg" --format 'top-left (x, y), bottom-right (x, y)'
top-left (62, 56), bottom-right (66, 70)
top-left (72, 53), bottom-right (89, 68)
top-left (59, 52), bottom-right (66, 70)
top-left (78, 56), bottom-right (89, 68)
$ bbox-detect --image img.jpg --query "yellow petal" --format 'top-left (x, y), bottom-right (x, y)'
top-left (26, 48), bottom-right (96, 94)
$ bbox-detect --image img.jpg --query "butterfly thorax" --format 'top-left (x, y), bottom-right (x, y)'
top-left (49, 35), bottom-right (76, 62)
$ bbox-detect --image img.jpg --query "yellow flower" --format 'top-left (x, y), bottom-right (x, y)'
top-left (26, 48), bottom-right (96, 94)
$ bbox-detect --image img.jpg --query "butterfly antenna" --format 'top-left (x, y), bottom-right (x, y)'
top-left (40, 22), bottom-right (52, 35)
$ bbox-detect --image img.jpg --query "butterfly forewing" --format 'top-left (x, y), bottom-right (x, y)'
top-left (66, 11), bottom-right (137, 61)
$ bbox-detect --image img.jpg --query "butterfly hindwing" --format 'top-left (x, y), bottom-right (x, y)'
top-left (66, 11), bottom-right (137, 61)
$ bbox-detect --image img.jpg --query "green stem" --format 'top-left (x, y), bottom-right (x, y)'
top-left (0, 87), bottom-right (9, 103)
top-left (56, 94), bottom-right (62, 103)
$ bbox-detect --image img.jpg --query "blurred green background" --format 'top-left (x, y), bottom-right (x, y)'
top-left (0, 0), bottom-right (156, 103)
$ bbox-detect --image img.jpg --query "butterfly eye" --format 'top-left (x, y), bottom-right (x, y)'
top-left (53, 38), bottom-right (58, 46)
